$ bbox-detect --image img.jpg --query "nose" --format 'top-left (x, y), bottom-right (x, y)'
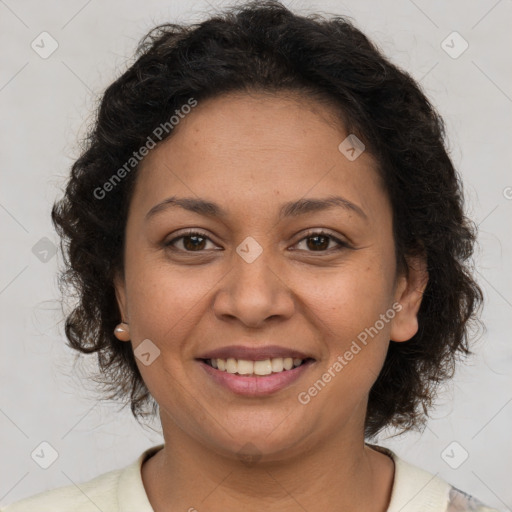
top-left (212, 248), bottom-right (296, 328)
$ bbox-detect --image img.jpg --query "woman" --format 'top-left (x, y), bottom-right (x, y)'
top-left (1, 1), bottom-right (499, 511)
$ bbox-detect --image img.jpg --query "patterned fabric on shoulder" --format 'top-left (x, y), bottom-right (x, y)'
top-left (446, 486), bottom-right (500, 512)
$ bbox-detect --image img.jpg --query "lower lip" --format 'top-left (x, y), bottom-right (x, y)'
top-left (198, 360), bottom-right (314, 397)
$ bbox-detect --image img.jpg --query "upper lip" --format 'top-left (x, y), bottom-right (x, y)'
top-left (198, 345), bottom-right (315, 361)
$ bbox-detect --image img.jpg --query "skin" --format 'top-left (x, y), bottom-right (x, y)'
top-left (114, 91), bottom-right (428, 512)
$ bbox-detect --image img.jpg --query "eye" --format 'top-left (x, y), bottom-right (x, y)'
top-left (165, 229), bottom-right (350, 254)
top-left (293, 230), bottom-right (349, 252)
top-left (165, 231), bottom-right (218, 252)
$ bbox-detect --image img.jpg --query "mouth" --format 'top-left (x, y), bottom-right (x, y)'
top-left (200, 356), bottom-right (314, 376)
top-left (196, 355), bottom-right (316, 396)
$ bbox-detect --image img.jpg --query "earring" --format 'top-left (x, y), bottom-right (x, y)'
top-left (114, 322), bottom-right (130, 342)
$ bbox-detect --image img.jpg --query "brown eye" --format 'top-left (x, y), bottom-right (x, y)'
top-left (306, 234), bottom-right (330, 251)
top-left (166, 231), bottom-right (216, 252)
top-left (182, 235), bottom-right (207, 251)
top-left (294, 231), bottom-right (348, 252)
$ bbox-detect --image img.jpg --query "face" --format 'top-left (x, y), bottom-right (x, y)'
top-left (114, 91), bottom-right (427, 461)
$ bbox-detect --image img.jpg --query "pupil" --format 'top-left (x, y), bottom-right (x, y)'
top-left (307, 235), bottom-right (329, 251)
top-left (184, 235), bottom-right (206, 251)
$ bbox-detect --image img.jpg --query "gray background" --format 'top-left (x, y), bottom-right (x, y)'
top-left (1, 0), bottom-right (511, 509)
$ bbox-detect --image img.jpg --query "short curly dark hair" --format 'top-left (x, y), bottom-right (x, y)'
top-left (51, 0), bottom-right (483, 439)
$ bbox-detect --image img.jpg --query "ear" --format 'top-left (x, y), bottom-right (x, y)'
top-left (113, 271), bottom-right (130, 342)
top-left (390, 254), bottom-right (429, 343)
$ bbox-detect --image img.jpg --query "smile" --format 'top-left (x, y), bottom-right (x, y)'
top-left (204, 356), bottom-right (310, 375)
top-left (198, 357), bottom-right (315, 396)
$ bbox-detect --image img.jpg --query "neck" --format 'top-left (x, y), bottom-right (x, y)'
top-left (141, 413), bottom-right (394, 512)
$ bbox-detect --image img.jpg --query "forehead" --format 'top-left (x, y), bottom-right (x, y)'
top-left (131, 91), bottom-right (388, 222)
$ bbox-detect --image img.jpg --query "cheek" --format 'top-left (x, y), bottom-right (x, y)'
top-left (297, 259), bottom-right (395, 338)
top-left (292, 254), bottom-right (396, 386)
top-left (124, 252), bottom-right (215, 346)
top-left (122, 259), bottom-right (210, 417)
top-left (294, 269), bottom-right (395, 419)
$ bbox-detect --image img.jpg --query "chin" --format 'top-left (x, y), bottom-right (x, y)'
top-left (207, 422), bottom-right (310, 464)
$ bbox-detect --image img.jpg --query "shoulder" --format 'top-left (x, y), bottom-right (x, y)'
top-left (0, 444), bottom-right (163, 512)
top-left (445, 486), bottom-right (501, 512)
top-left (366, 443), bottom-right (500, 512)
top-left (0, 467), bottom-right (123, 512)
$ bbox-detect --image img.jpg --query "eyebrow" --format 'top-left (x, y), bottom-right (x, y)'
top-left (145, 195), bottom-right (368, 222)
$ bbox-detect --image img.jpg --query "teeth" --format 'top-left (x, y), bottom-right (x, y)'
top-left (283, 357), bottom-right (293, 370)
top-left (271, 358), bottom-right (284, 372)
top-left (253, 360), bottom-right (272, 375)
top-left (226, 357), bottom-right (237, 374)
top-left (207, 357), bottom-right (306, 375)
top-left (237, 359), bottom-right (254, 375)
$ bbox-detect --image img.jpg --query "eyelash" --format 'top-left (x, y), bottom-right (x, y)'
top-left (165, 229), bottom-right (350, 254)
